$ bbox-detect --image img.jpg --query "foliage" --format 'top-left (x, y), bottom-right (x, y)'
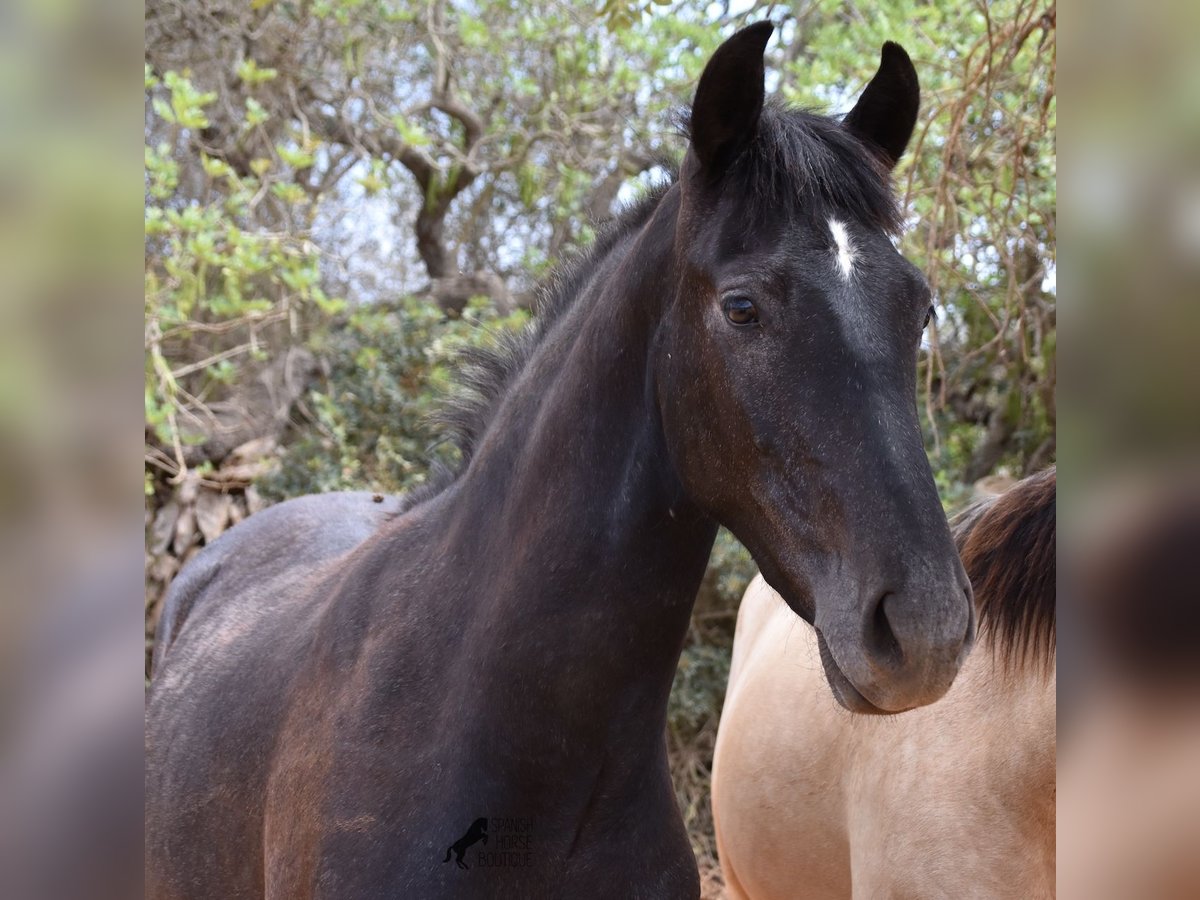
top-left (261, 297), bottom-right (529, 499)
top-left (702, 528), bottom-right (758, 613)
top-left (670, 642), bottom-right (733, 743)
top-left (144, 0), bottom-right (728, 291)
top-left (145, 67), bottom-right (337, 479)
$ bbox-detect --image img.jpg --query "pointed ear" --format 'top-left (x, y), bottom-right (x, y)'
top-left (843, 42), bottom-right (920, 170)
top-left (689, 22), bottom-right (774, 175)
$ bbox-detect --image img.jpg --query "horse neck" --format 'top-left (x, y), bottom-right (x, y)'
top-left (430, 183), bottom-right (716, 715)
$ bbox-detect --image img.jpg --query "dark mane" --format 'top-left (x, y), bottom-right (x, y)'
top-left (401, 101), bottom-right (901, 511)
top-left (952, 467), bottom-right (1057, 675)
top-left (397, 181), bottom-right (671, 512)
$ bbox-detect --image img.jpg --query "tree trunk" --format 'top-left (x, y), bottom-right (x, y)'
top-left (415, 203), bottom-right (451, 279)
top-left (963, 406), bottom-right (1016, 483)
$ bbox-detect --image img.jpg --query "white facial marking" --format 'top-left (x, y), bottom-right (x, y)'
top-left (828, 217), bottom-right (856, 281)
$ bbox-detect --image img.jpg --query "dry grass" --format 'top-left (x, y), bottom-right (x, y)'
top-left (670, 708), bottom-right (729, 899)
top-left (699, 861), bottom-right (730, 900)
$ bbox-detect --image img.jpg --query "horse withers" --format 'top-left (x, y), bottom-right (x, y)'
top-left (713, 468), bottom-right (1056, 899)
top-left (147, 23), bottom-right (972, 899)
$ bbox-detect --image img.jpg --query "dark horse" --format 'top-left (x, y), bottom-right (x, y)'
top-left (146, 24), bottom-right (973, 899)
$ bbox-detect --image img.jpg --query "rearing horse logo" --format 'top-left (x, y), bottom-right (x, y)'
top-left (443, 817), bottom-right (488, 869)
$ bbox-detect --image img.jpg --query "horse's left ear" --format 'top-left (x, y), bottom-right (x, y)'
top-left (843, 42), bottom-right (920, 170)
top-left (689, 21), bottom-right (774, 175)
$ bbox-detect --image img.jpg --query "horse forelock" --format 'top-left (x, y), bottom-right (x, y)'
top-left (953, 467), bottom-right (1057, 677)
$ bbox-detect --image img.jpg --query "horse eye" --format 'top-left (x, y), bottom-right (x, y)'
top-left (923, 305), bottom-right (935, 329)
top-left (723, 295), bottom-right (758, 327)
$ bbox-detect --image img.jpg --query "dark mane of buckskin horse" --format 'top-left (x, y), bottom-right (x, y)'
top-left (400, 101), bottom-right (903, 514)
top-left (146, 24), bottom-right (976, 900)
top-left (952, 467), bottom-right (1057, 675)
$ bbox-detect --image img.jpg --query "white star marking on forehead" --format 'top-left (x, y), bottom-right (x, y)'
top-left (828, 218), bottom-right (856, 281)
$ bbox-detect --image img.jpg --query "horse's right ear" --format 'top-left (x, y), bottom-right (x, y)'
top-left (688, 22), bottom-right (774, 176)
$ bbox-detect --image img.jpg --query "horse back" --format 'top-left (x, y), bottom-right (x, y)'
top-left (150, 491), bottom-right (404, 676)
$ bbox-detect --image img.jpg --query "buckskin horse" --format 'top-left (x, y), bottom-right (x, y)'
top-left (146, 23), bottom-right (973, 899)
top-left (713, 468), bottom-right (1056, 899)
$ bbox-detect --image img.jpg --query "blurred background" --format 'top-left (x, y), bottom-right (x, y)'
top-left (8, 0), bottom-right (1200, 896)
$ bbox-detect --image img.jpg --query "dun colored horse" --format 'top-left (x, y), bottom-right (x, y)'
top-left (713, 468), bottom-right (1056, 899)
top-left (146, 24), bottom-right (973, 898)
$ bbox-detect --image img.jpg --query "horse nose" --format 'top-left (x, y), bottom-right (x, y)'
top-left (859, 580), bottom-right (975, 709)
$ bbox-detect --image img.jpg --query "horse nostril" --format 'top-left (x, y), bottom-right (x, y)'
top-left (866, 592), bottom-right (905, 671)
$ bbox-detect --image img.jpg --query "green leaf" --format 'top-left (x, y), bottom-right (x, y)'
top-left (201, 154), bottom-right (233, 180)
top-left (271, 182), bottom-right (307, 204)
top-left (244, 97), bottom-right (270, 128)
top-left (151, 97), bottom-right (175, 124)
top-left (392, 117), bottom-right (432, 147)
top-left (237, 58), bottom-right (279, 85)
top-left (276, 145), bottom-right (316, 169)
top-left (313, 292), bottom-right (348, 316)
